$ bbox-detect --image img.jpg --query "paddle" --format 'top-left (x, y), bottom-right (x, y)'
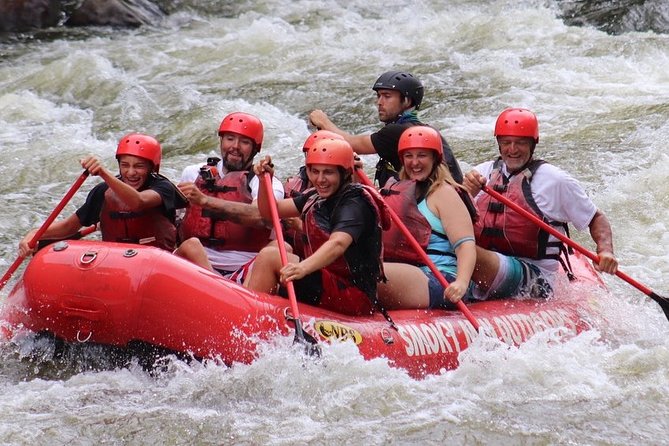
top-left (355, 169), bottom-right (481, 330)
top-left (0, 170), bottom-right (90, 291)
top-left (260, 172), bottom-right (321, 356)
top-left (481, 184), bottom-right (669, 321)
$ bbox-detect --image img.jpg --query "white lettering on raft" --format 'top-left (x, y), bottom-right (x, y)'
top-left (398, 309), bottom-right (579, 357)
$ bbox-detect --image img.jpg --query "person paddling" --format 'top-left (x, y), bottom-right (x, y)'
top-left (281, 130), bottom-right (345, 258)
top-left (463, 108), bottom-right (618, 300)
top-left (19, 133), bottom-right (185, 256)
top-left (174, 112), bottom-right (284, 280)
top-left (244, 138), bottom-right (389, 316)
top-left (375, 126), bottom-right (477, 309)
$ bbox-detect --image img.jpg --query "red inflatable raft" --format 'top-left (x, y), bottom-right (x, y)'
top-left (1, 240), bottom-right (606, 378)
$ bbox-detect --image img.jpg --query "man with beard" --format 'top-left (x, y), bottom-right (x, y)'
top-left (174, 112), bottom-right (284, 280)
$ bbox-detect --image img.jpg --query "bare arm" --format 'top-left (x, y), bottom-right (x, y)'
top-left (82, 156), bottom-right (162, 211)
top-left (19, 214), bottom-right (83, 257)
top-left (429, 184), bottom-right (476, 302)
top-left (99, 168), bottom-right (162, 210)
top-left (588, 209), bottom-right (618, 274)
top-left (462, 169), bottom-right (486, 197)
top-left (280, 231), bottom-right (353, 283)
top-left (177, 181), bottom-right (269, 229)
top-left (308, 109), bottom-right (377, 155)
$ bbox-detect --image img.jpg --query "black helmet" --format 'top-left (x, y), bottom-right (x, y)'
top-left (372, 71), bottom-right (424, 110)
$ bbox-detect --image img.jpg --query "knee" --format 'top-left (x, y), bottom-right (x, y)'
top-left (254, 246), bottom-right (280, 265)
top-left (264, 239), bottom-right (294, 254)
top-left (175, 237), bottom-right (203, 257)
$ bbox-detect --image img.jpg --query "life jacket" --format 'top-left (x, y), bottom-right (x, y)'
top-left (178, 167), bottom-right (271, 252)
top-left (379, 178), bottom-right (452, 264)
top-left (99, 178), bottom-right (177, 252)
top-left (302, 183), bottom-right (390, 315)
top-left (282, 166), bottom-right (310, 258)
top-left (374, 120), bottom-right (478, 221)
top-left (283, 166), bottom-right (310, 199)
top-left (474, 158), bottom-right (570, 263)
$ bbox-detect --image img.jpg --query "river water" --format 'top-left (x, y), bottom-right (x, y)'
top-left (1, 0), bottom-right (668, 444)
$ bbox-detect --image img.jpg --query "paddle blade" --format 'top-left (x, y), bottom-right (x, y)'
top-left (294, 323), bottom-right (322, 357)
top-left (648, 292), bottom-right (669, 321)
top-left (0, 256), bottom-right (26, 291)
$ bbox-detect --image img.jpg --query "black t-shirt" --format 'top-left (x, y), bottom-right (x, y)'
top-left (293, 185), bottom-right (381, 295)
top-left (75, 174), bottom-right (185, 226)
top-left (293, 187), bottom-right (373, 243)
top-left (369, 122), bottom-right (464, 186)
top-left (370, 123), bottom-right (406, 170)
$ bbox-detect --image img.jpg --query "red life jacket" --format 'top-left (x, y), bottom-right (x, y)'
top-left (474, 159), bottom-right (568, 261)
top-left (283, 166), bottom-right (310, 199)
top-left (380, 178), bottom-right (431, 264)
top-left (282, 167), bottom-right (310, 258)
top-left (302, 184), bottom-right (390, 315)
top-left (99, 187), bottom-right (177, 252)
top-left (178, 168), bottom-right (271, 252)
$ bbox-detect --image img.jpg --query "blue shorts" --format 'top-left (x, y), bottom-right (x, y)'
top-left (426, 270), bottom-right (474, 309)
top-left (481, 254), bottom-right (553, 300)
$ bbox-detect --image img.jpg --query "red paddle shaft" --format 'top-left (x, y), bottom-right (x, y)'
top-left (0, 170), bottom-right (89, 291)
top-left (355, 169), bottom-right (480, 330)
top-left (261, 173), bottom-right (320, 353)
top-left (482, 184), bottom-right (669, 320)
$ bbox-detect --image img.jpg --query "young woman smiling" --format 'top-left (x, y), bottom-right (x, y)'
top-left (377, 126), bottom-right (477, 309)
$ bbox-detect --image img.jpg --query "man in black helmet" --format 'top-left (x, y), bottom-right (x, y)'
top-left (309, 70), bottom-right (464, 187)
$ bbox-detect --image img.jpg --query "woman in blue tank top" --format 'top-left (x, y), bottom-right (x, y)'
top-left (377, 126), bottom-right (476, 309)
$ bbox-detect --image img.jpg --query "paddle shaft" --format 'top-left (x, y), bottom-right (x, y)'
top-left (481, 184), bottom-right (669, 314)
top-left (0, 170), bottom-right (89, 291)
top-left (355, 169), bottom-right (480, 330)
top-left (261, 173), bottom-right (309, 339)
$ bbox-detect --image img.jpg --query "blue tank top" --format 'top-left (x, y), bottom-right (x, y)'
top-left (417, 199), bottom-right (457, 275)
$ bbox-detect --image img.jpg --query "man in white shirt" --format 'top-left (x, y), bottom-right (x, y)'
top-left (463, 108), bottom-right (618, 299)
top-left (175, 112), bottom-right (284, 278)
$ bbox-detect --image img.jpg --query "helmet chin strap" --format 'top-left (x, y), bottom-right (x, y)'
top-left (246, 148), bottom-right (260, 170)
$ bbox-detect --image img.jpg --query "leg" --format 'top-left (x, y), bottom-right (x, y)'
top-left (377, 262), bottom-right (430, 309)
top-left (471, 250), bottom-right (550, 300)
top-left (244, 246), bottom-right (299, 294)
top-left (470, 246), bottom-right (500, 293)
top-left (264, 239), bottom-right (294, 254)
top-left (173, 237), bottom-right (215, 272)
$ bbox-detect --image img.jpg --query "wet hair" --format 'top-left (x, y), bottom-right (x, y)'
top-left (337, 166), bottom-right (353, 187)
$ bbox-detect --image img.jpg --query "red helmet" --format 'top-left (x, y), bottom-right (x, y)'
top-left (494, 108), bottom-right (539, 143)
top-left (218, 112), bottom-right (264, 150)
top-left (305, 138), bottom-right (354, 171)
top-left (397, 126), bottom-right (443, 162)
top-left (116, 133), bottom-right (161, 172)
top-left (302, 130), bottom-right (344, 152)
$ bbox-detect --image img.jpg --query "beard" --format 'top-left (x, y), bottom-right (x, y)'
top-left (222, 152), bottom-right (251, 171)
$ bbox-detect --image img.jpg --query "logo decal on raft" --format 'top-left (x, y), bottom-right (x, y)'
top-left (397, 309), bottom-right (579, 357)
top-left (314, 321), bottom-right (363, 345)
